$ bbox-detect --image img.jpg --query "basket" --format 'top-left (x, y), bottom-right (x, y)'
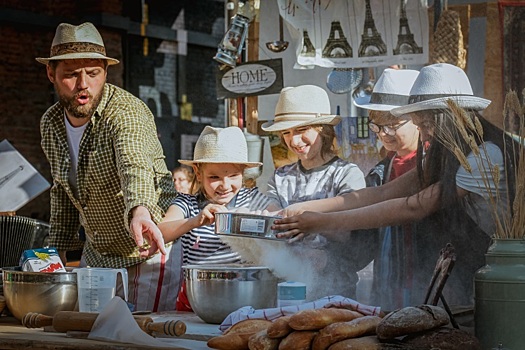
top-left (0, 216), bottom-right (38, 269)
top-left (431, 9), bottom-right (467, 69)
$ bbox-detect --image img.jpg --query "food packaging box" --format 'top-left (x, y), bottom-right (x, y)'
top-left (19, 247), bottom-right (66, 273)
top-left (215, 212), bottom-right (285, 240)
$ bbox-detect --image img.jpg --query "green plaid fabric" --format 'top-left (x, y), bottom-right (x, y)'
top-left (41, 83), bottom-right (177, 268)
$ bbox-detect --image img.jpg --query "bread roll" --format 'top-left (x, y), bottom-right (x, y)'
top-left (403, 327), bottom-right (481, 350)
top-left (278, 330), bottom-right (318, 350)
top-left (207, 332), bottom-right (253, 350)
top-left (224, 319), bottom-right (273, 335)
top-left (327, 336), bottom-right (381, 350)
top-left (267, 315), bottom-right (293, 339)
top-left (376, 304), bottom-right (450, 340)
top-left (312, 315), bottom-right (382, 350)
top-left (248, 329), bottom-right (281, 350)
top-left (289, 308), bottom-right (363, 331)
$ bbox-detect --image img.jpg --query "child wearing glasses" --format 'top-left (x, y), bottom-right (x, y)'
top-left (261, 85), bottom-right (367, 299)
top-left (354, 68), bottom-right (420, 310)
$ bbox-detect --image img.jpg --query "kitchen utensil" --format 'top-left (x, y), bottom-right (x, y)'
top-left (0, 215), bottom-right (38, 268)
top-left (22, 310), bottom-right (186, 337)
top-left (74, 267), bottom-right (128, 313)
top-left (183, 264), bottom-right (279, 324)
top-left (2, 266), bottom-right (78, 320)
top-left (266, 15), bottom-right (289, 53)
top-left (326, 68), bottom-right (363, 94)
top-left (215, 212), bottom-right (285, 241)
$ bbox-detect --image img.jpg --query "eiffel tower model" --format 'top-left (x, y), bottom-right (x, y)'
top-left (393, 0), bottom-right (423, 55)
top-left (322, 21), bottom-right (353, 58)
top-left (300, 29), bottom-right (316, 57)
top-left (358, 0), bottom-right (387, 57)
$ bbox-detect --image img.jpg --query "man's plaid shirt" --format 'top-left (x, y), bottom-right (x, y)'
top-left (41, 83), bottom-right (177, 268)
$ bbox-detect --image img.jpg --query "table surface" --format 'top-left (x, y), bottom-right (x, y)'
top-left (0, 311), bottom-right (221, 350)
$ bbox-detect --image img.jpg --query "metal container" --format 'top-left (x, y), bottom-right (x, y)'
top-left (2, 266), bottom-right (78, 320)
top-left (0, 215), bottom-right (38, 268)
top-left (215, 212), bottom-right (285, 240)
top-left (183, 264), bottom-right (279, 324)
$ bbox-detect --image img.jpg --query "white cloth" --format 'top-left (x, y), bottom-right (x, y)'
top-left (219, 295), bottom-right (382, 332)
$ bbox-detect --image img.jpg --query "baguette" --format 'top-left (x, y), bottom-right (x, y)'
top-left (267, 315), bottom-right (293, 339)
top-left (207, 332), bottom-right (253, 350)
top-left (327, 336), bottom-right (381, 350)
top-left (289, 308), bottom-right (364, 331)
top-left (376, 304), bottom-right (450, 340)
top-left (224, 319), bottom-right (273, 335)
top-left (312, 316), bottom-right (382, 350)
top-left (248, 329), bottom-right (281, 350)
top-left (278, 330), bottom-right (318, 350)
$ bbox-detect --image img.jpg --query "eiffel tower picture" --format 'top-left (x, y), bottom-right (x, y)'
top-left (393, 0), bottom-right (423, 55)
top-left (300, 29), bottom-right (316, 57)
top-left (358, 0), bottom-right (387, 57)
top-left (322, 21), bottom-right (353, 58)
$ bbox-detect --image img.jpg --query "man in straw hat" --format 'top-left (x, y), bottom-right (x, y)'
top-left (37, 22), bottom-right (180, 312)
top-left (262, 85), bottom-right (369, 299)
top-left (274, 63), bottom-right (516, 306)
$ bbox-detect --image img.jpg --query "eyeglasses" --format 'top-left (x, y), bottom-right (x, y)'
top-left (368, 119), bottom-right (410, 136)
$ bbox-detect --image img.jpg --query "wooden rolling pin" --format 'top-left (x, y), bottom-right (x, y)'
top-left (22, 311), bottom-right (186, 337)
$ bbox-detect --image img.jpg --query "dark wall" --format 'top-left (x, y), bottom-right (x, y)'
top-left (0, 0), bottom-right (225, 221)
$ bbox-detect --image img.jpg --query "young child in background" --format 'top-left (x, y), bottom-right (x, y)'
top-left (172, 166), bottom-right (193, 194)
top-left (159, 126), bottom-right (280, 310)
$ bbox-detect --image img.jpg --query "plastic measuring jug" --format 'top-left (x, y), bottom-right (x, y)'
top-left (74, 267), bottom-right (129, 313)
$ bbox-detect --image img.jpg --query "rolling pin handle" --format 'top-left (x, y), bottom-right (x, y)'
top-left (146, 319), bottom-right (187, 337)
top-left (22, 312), bottom-right (53, 328)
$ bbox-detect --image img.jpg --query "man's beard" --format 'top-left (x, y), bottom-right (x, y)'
top-left (57, 88), bottom-right (103, 120)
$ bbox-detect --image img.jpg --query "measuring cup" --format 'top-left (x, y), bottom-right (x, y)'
top-left (74, 267), bottom-right (129, 313)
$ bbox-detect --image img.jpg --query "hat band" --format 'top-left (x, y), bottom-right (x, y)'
top-left (408, 93), bottom-right (472, 104)
top-left (274, 112), bottom-right (333, 122)
top-left (51, 42), bottom-right (106, 57)
top-left (369, 92), bottom-right (409, 106)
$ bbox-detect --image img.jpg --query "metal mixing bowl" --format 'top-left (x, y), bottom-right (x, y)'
top-left (183, 264), bottom-right (279, 324)
top-left (2, 266), bottom-right (78, 320)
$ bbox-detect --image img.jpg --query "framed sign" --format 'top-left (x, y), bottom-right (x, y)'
top-left (216, 59), bottom-right (283, 99)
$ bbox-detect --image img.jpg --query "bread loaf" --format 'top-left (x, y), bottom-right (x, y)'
top-left (224, 319), bottom-right (273, 335)
top-left (327, 335), bottom-right (381, 350)
top-left (278, 330), bottom-right (318, 350)
top-left (403, 327), bottom-right (481, 350)
top-left (289, 308), bottom-right (363, 331)
top-left (376, 304), bottom-right (450, 340)
top-left (207, 332), bottom-right (253, 350)
top-left (248, 329), bottom-right (281, 350)
top-left (267, 315), bottom-right (293, 339)
top-left (312, 315), bottom-right (382, 350)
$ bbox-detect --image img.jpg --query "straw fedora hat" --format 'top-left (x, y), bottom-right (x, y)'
top-left (391, 63), bottom-right (491, 117)
top-left (354, 69), bottom-right (420, 111)
top-left (261, 85), bottom-right (341, 132)
top-left (36, 22), bottom-right (119, 65)
top-left (179, 126), bottom-right (262, 168)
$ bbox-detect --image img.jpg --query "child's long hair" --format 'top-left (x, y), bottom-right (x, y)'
top-left (279, 124), bottom-right (338, 160)
top-left (189, 163), bottom-right (247, 199)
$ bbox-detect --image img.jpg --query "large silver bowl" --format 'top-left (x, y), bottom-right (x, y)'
top-left (183, 264), bottom-right (279, 324)
top-left (2, 266), bottom-right (78, 320)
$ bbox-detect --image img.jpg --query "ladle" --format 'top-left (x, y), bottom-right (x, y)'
top-left (266, 15), bottom-right (289, 53)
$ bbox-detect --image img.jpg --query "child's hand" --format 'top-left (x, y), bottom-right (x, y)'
top-left (197, 203), bottom-right (227, 226)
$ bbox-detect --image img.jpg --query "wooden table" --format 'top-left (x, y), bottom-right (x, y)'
top-left (0, 312), bottom-right (221, 349)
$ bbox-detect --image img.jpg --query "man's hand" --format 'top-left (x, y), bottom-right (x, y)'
top-left (130, 206), bottom-right (166, 258)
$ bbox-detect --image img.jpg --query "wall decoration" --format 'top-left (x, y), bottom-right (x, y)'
top-left (278, 0), bottom-right (429, 68)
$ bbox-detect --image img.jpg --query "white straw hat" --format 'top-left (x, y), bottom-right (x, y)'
top-left (36, 22), bottom-right (119, 65)
top-left (179, 126), bottom-right (262, 168)
top-left (391, 63), bottom-right (491, 117)
top-left (354, 69), bottom-right (420, 111)
top-left (261, 85), bottom-right (341, 132)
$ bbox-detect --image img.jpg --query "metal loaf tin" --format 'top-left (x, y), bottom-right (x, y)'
top-left (215, 212), bottom-right (285, 240)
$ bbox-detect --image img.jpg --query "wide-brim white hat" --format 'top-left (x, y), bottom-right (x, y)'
top-left (261, 85), bottom-right (341, 132)
top-left (179, 126), bottom-right (262, 168)
top-left (36, 22), bottom-right (119, 65)
top-left (354, 69), bottom-right (420, 111)
top-left (391, 63), bottom-right (491, 117)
